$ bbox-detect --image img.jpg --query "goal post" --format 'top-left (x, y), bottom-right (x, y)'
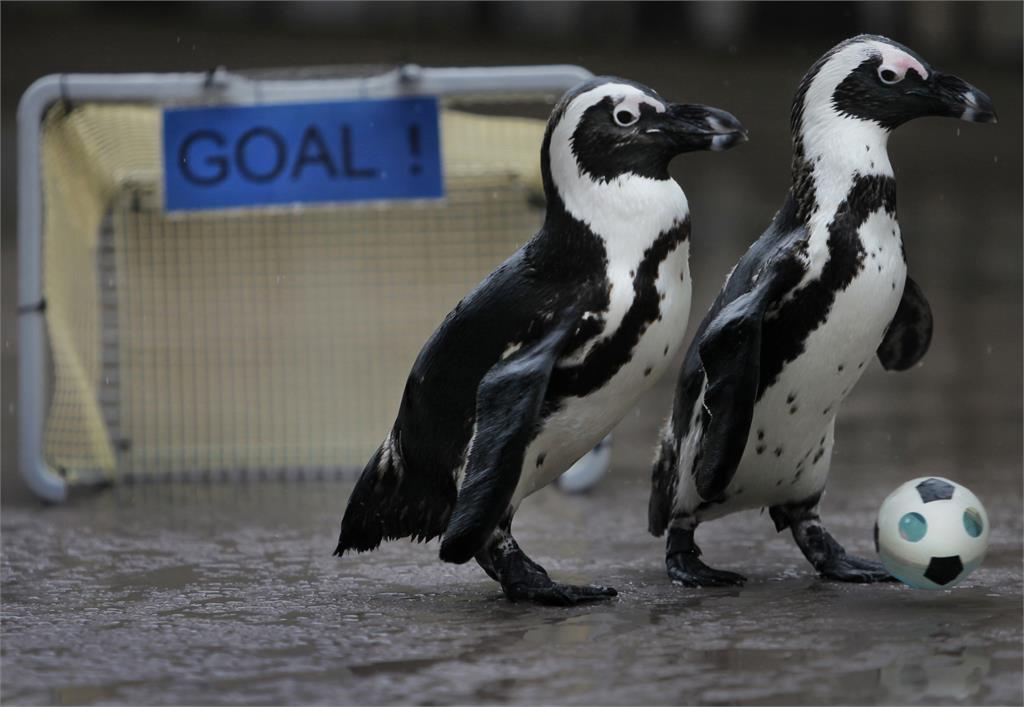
top-left (18, 64), bottom-right (592, 502)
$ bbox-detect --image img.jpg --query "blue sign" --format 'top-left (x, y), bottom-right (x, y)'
top-left (163, 97), bottom-right (444, 211)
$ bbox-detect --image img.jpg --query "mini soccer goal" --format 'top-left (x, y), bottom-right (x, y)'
top-left (17, 64), bottom-right (593, 502)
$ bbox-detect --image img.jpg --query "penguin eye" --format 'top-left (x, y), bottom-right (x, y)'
top-left (878, 67), bottom-right (902, 85)
top-left (614, 109), bottom-right (639, 127)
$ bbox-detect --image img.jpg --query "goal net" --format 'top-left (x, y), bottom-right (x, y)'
top-left (25, 65), bottom-right (588, 492)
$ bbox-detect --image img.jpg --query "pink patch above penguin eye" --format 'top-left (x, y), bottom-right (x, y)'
top-left (877, 48), bottom-right (929, 83)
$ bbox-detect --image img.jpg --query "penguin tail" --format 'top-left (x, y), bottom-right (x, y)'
top-left (647, 421), bottom-right (680, 538)
top-left (334, 429), bottom-right (454, 556)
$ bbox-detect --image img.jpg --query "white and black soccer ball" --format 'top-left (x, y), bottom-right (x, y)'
top-left (875, 477), bottom-right (989, 589)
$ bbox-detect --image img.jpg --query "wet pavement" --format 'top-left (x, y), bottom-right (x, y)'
top-left (2, 357), bottom-right (1021, 706)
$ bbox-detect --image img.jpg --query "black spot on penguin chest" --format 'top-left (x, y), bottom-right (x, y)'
top-left (542, 217), bottom-right (690, 414)
top-left (756, 174), bottom-right (897, 398)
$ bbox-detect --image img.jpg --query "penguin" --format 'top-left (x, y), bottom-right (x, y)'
top-left (335, 77), bottom-right (747, 605)
top-left (648, 35), bottom-right (997, 586)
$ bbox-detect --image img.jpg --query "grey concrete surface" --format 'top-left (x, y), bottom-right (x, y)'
top-left (1, 474), bottom-right (1021, 705)
top-left (2, 357), bottom-right (1022, 705)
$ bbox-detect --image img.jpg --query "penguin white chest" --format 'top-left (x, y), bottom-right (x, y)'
top-left (504, 171), bottom-right (692, 506)
top-left (773, 208), bottom-right (906, 395)
top-left (722, 209), bottom-right (907, 512)
top-left (514, 238), bottom-right (692, 505)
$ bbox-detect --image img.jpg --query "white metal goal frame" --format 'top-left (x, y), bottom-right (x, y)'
top-left (17, 63), bottom-right (593, 503)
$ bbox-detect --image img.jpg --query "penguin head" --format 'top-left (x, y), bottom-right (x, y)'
top-left (793, 34), bottom-right (997, 141)
top-left (542, 77), bottom-right (746, 198)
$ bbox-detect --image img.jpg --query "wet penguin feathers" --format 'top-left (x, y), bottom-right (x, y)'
top-left (334, 252), bottom-right (590, 557)
top-left (649, 193), bottom-right (808, 530)
top-left (335, 429), bottom-right (454, 554)
top-left (439, 310), bottom-right (581, 564)
top-left (876, 277), bottom-right (933, 371)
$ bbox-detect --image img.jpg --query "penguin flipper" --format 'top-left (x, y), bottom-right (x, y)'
top-left (694, 265), bottom-right (796, 501)
top-left (439, 312), bottom-right (579, 565)
top-left (877, 276), bottom-right (933, 371)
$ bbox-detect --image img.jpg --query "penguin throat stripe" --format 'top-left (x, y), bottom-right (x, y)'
top-left (756, 174), bottom-right (896, 398)
top-left (543, 217), bottom-right (690, 411)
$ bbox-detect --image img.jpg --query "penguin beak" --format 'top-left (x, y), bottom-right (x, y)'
top-left (927, 71), bottom-right (998, 124)
top-left (662, 103), bottom-right (749, 153)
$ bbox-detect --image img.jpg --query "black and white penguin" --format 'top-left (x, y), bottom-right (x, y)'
top-left (648, 35), bottom-right (996, 586)
top-left (335, 77), bottom-right (746, 605)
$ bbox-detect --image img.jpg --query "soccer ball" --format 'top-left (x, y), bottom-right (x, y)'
top-left (875, 477), bottom-right (989, 589)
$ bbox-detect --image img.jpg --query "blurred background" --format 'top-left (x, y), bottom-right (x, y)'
top-left (2, 0), bottom-right (1020, 504)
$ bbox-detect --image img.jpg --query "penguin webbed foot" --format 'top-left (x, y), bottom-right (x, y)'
top-left (664, 526), bottom-right (746, 588)
top-left (498, 553), bottom-right (617, 605)
top-left (780, 507), bottom-right (897, 583)
top-left (504, 580), bottom-right (618, 606)
top-left (818, 553), bottom-right (897, 583)
top-left (666, 551), bottom-right (747, 587)
top-left (477, 526), bottom-right (617, 606)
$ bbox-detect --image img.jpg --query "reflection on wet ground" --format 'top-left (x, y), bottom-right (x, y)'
top-left (2, 442), bottom-right (1020, 706)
